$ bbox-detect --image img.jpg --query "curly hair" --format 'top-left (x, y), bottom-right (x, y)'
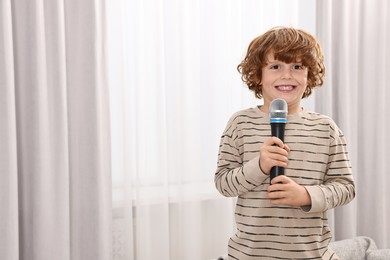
top-left (237, 27), bottom-right (325, 99)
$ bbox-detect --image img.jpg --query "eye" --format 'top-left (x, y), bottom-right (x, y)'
top-left (270, 64), bottom-right (280, 70)
top-left (292, 64), bottom-right (304, 70)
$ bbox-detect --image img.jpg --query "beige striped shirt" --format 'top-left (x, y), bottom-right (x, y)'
top-left (215, 107), bottom-right (355, 259)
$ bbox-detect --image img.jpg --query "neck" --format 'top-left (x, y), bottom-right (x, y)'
top-left (287, 104), bottom-right (302, 114)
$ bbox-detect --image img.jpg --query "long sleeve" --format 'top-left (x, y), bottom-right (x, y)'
top-left (214, 113), bottom-right (268, 197)
top-left (304, 120), bottom-right (356, 213)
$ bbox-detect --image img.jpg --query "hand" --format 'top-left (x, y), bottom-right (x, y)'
top-left (267, 175), bottom-right (311, 207)
top-left (259, 137), bottom-right (290, 174)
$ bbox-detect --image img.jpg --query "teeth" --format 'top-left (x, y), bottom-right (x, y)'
top-left (277, 85), bottom-right (293, 91)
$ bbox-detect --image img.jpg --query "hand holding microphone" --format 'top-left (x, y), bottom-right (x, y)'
top-left (258, 99), bottom-right (290, 182)
top-left (263, 99), bottom-right (311, 206)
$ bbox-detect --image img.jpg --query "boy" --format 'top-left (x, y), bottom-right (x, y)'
top-left (215, 27), bottom-right (355, 259)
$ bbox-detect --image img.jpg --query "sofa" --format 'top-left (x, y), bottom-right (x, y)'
top-left (216, 236), bottom-right (390, 260)
top-left (329, 236), bottom-right (390, 260)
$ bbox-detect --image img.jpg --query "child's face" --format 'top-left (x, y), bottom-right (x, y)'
top-left (261, 52), bottom-right (308, 114)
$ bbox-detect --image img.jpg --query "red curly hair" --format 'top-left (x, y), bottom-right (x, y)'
top-left (237, 27), bottom-right (325, 99)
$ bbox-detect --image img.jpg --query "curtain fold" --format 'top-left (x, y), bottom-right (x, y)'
top-left (0, 1), bottom-right (19, 259)
top-left (0, 0), bottom-right (112, 259)
top-left (64, 1), bottom-right (112, 258)
top-left (316, 0), bottom-right (390, 249)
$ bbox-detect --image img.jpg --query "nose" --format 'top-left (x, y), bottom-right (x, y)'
top-left (281, 68), bottom-right (292, 79)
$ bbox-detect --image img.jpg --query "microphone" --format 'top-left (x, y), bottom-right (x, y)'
top-left (269, 98), bottom-right (288, 182)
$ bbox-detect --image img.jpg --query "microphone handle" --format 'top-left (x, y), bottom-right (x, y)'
top-left (270, 123), bottom-right (286, 181)
top-left (270, 166), bottom-right (285, 180)
top-left (271, 122), bottom-right (285, 141)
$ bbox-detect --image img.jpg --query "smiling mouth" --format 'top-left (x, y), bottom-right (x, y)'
top-left (276, 85), bottom-right (295, 91)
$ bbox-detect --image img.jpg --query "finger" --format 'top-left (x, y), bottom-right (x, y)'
top-left (267, 146), bottom-right (289, 157)
top-left (261, 147), bottom-right (289, 163)
top-left (267, 190), bottom-right (285, 199)
top-left (271, 175), bottom-right (290, 185)
top-left (264, 137), bottom-right (285, 148)
top-left (283, 144), bottom-right (291, 153)
top-left (268, 183), bottom-right (285, 192)
top-left (266, 154), bottom-right (289, 166)
top-left (265, 158), bottom-right (288, 170)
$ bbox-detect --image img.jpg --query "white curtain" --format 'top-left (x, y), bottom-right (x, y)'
top-left (316, 0), bottom-right (390, 249)
top-left (107, 1), bottom-right (316, 259)
top-left (0, 0), bottom-right (112, 259)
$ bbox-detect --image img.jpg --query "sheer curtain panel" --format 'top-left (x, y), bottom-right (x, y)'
top-left (0, 0), bottom-right (112, 259)
top-left (107, 0), bottom-right (316, 259)
top-left (316, 0), bottom-right (390, 249)
top-left (0, 0), bottom-right (18, 259)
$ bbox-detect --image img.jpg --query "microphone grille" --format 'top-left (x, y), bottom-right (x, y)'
top-left (270, 99), bottom-right (288, 123)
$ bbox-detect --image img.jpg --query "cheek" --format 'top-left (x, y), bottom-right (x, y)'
top-left (298, 73), bottom-right (308, 85)
top-left (302, 77), bottom-right (308, 85)
top-left (260, 76), bottom-right (272, 86)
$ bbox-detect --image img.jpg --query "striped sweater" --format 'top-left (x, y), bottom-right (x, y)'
top-left (215, 107), bottom-right (355, 260)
